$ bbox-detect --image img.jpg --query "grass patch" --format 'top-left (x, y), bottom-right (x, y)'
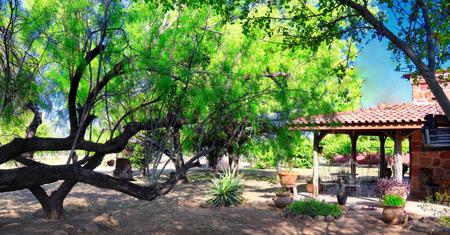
top-left (287, 199), bottom-right (342, 217)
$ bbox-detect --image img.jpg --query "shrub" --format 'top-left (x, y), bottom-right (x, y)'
top-left (375, 178), bottom-right (410, 198)
top-left (437, 216), bottom-right (450, 228)
top-left (286, 199), bottom-right (342, 217)
top-left (382, 194), bottom-right (406, 207)
top-left (425, 192), bottom-right (449, 205)
top-left (207, 169), bottom-right (243, 207)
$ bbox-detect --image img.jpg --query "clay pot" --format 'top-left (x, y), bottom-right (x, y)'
top-left (278, 171), bottom-right (299, 186)
top-left (273, 194), bottom-right (293, 209)
top-left (382, 206), bottom-right (405, 225)
top-left (306, 183), bottom-right (323, 193)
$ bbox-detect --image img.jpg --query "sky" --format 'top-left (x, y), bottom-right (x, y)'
top-left (355, 39), bottom-right (412, 108)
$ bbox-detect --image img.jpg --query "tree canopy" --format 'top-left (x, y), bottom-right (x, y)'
top-left (0, 0), bottom-right (362, 220)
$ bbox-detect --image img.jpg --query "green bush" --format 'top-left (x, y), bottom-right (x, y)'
top-left (437, 216), bottom-right (450, 228)
top-left (207, 169), bottom-right (244, 207)
top-left (382, 194), bottom-right (406, 207)
top-left (287, 199), bottom-right (342, 217)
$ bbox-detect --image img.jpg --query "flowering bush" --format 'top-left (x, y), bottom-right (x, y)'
top-left (375, 178), bottom-right (410, 199)
top-left (332, 153), bottom-right (410, 165)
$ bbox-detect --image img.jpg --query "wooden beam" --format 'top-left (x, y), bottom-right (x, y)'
top-left (312, 131), bottom-right (327, 198)
top-left (393, 130), bottom-right (403, 183)
top-left (349, 132), bottom-right (359, 176)
top-left (290, 123), bottom-right (423, 131)
top-left (379, 135), bottom-right (387, 178)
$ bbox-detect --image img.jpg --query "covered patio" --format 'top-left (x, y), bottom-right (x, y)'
top-left (290, 103), bottom-right (445, 197)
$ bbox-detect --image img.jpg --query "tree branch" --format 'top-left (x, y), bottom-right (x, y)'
top-left (68, 44), bottom-right (105, 136)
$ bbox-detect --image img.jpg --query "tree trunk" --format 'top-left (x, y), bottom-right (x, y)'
top-left (48, 197), bottom-right (64, 220)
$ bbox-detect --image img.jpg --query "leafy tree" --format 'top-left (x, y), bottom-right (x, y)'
top-left (203, 0), bottom-right (450, 118)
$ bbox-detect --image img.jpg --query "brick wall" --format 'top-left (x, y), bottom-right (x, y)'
top-left (410, 130), bottom-right (450, 196)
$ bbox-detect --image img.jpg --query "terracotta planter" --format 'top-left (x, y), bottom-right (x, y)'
top-left (278, 171), bottom-right (298, 186)
top-left (273, 194), bottom-right (293, 209)
top-left (382, 206), bottom-right (405, 225)
top-left (306, 183), bottom-right (314, 193)
top-left (306, 183), bottom-right (323, 193)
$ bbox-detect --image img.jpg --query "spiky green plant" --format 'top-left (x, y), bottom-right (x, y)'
top-left (207, 169), bottom-right (243, 207)
top-left (383, 194), bottom-right (406, 207)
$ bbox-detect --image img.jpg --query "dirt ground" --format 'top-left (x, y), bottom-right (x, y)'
top-left (0, 171), bottom-right (426, 235)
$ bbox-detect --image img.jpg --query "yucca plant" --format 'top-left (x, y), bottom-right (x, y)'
top-left (207, 168), bottom-right (243, 207)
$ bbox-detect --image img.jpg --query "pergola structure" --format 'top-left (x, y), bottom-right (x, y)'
top-left (290, 103), bottom-right (444, 197)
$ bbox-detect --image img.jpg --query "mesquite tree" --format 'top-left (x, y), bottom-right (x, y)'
top-left (0, 0), bottom-right (361, 220)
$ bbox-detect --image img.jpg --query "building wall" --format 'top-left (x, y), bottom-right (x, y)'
top-left (410, 130), bottom-right (450, 196)
top-left (411, 75), bottom-right (450, 104)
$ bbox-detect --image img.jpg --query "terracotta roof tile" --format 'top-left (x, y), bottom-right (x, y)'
top-left (292, 103), bottom-right (444, 126)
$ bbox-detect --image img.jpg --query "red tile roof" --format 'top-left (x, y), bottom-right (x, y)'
top-left (292, 103), bottom-right (444, 129)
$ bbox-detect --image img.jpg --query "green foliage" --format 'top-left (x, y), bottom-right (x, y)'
top-left (437, 216), bottom-right (450, 228)
top-left (287, 199), bottom-right (342, 218)
top-left (425, 192), bottom-right (449, 205)
top-left (321, 135), bottom-right (409, 160)
top-left (244, 133), bottom-right (313, 169)
top-left (207, 170), bottom-right (244, 207)
top-left (204, 0), bottom-right (449, 74)
top-left (382, 194), bottom-right (406, 207)
top-left (128, 143), bottom-right (148, 171)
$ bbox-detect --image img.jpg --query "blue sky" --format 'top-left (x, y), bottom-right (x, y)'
top-left (355, 39), bottom-right (412, 108)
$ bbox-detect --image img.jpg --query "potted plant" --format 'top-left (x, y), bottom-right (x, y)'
top-left (381, 194), bottom-right (406, 224)
top-left (277, 157), bottom-right (299, 187)
top-left (273, 187), bottom-right (293, 209)
top-left (278, 171), bottom-right (299, 186)
top-left (336, 180), bottom-right (347, 205)
top-left (306, 177), bottom-right (323, 193)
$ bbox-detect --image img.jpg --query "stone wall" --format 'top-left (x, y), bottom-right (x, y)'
top-left (410, 130), bottom-right (450, 196)
top-left (411, 74), bottom-right (450, 104)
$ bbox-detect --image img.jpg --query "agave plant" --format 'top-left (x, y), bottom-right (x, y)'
top-left (207, 168), bottom-right (244, 207)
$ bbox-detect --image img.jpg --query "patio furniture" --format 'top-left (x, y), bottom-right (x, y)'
top-left (320, 164), bottom-right (338, 193)
top-left (342, 175), bottom-right (362, 197)
top-left (320, 175), bottom-right (338, 193)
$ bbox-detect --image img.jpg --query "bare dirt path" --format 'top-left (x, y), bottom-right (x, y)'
top-left (0, 171), bottom-right (424, 235)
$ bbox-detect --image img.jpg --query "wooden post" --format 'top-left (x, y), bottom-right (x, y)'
top-left (393, 130), bottom-right (403, 183)
top-left (379, 136), bottom-right (387, 178)
top-left (313, 131), bottom-right (326, 198)
top-left (349, 133), bottom-right (358, 176)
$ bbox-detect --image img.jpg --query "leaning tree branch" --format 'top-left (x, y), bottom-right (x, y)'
top-left (0, 119), bottom-right (167, 165)
top-left (0, 148), bottom-right (214, 200)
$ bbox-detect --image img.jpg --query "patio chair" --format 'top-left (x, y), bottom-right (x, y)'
top-left (319, 162), bottom-right (339, 193)
top-left (343, 175), bottom-right (362, 197)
